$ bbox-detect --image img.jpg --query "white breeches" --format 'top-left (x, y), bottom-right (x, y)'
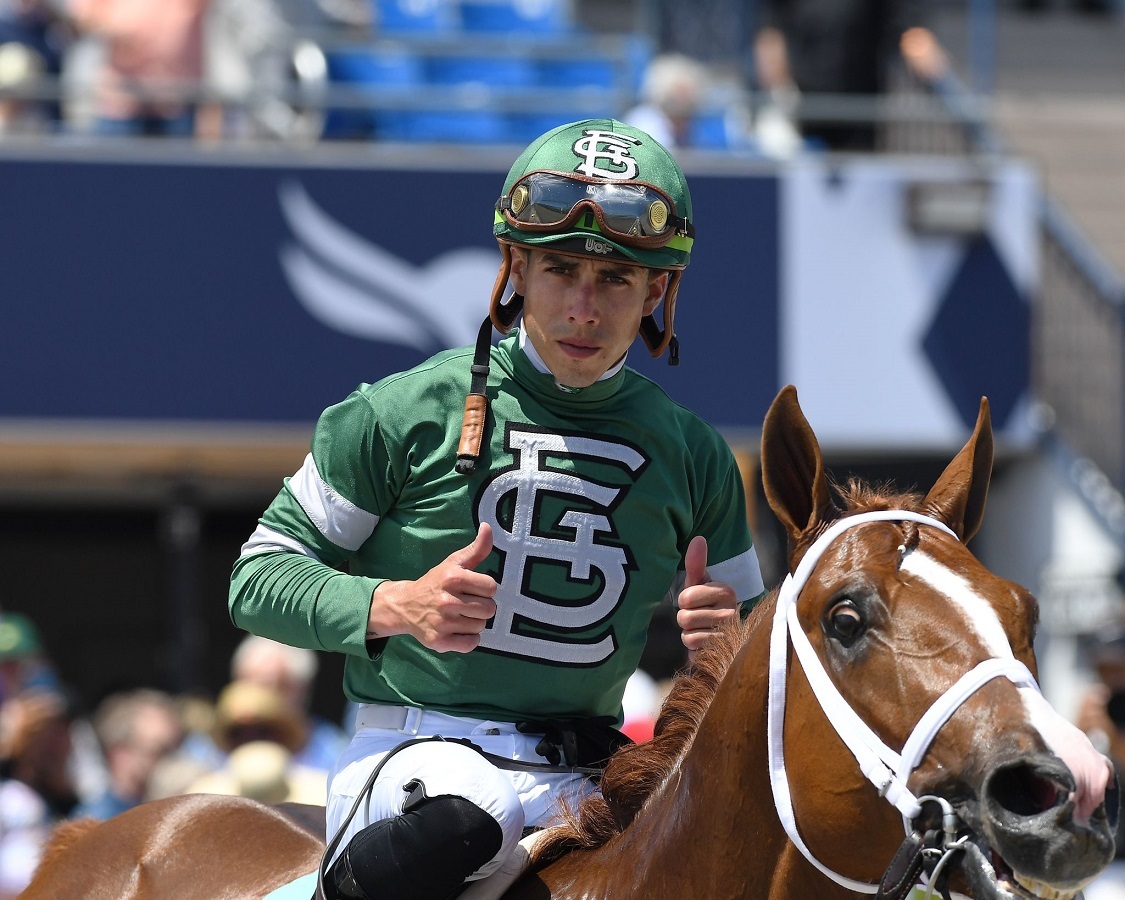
top-left (325, 705), bottom-right (596, 881)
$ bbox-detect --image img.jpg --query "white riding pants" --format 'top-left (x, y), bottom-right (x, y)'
top-left (325, 705), bottom-right (596, 881)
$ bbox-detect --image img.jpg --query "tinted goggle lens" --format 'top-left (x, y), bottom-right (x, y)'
top-left (503, 173), bottom-right (685, 243)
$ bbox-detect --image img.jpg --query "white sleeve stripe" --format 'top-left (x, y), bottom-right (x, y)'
top-left (671, 546), bottom-right (767, 606)
top-left (289, 453), bottom-right (379, 552)
top-left (240, 523), bottom-right (322, 559)
top-left (710, 548), bottom-right (766, 601)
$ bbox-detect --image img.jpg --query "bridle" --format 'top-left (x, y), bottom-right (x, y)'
top-left (766, 510), bottom-right (1040, 895)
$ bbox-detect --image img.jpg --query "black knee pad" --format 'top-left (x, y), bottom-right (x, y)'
top-left (332, 780), bottom-right (504, 900)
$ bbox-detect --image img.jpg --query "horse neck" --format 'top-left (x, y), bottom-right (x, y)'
top-left (610, 595), bottom-right (890, 900)
top-left (602, 602), bottom-right (807, 896)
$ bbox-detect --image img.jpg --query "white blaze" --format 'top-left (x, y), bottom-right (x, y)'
top-left (900, 548), bottom-right (1112, 823)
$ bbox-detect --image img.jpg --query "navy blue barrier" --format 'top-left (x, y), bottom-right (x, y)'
top-left (0, 152), bottom-right (780, 435)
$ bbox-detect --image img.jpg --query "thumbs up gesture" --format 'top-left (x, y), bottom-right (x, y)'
top-left (367, 523), bottom-right (498, 654)
top-left (676, 535), bottom-right (738, 661)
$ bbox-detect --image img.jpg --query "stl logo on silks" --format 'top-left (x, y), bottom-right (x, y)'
top-left (571, 129), bottom-right (641, 181)
top-left (475, 427), bottom-right (648, 665)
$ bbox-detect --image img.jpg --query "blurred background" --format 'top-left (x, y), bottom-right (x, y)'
top-left (1, 0), bottom-right (1125, 892)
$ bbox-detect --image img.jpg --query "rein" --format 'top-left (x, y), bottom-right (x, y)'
top-left (766, 510), bottom-right (1040, 895)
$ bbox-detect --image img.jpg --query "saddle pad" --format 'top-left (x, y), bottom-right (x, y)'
top-left (263, 871), bottom-right (318, 899)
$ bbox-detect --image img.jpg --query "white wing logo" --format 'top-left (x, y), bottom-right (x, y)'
top-left (277, 180), bottom-right (499, 353)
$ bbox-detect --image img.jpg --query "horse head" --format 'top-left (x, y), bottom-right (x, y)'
top-left (760, 384), bottom-right (1117, 899)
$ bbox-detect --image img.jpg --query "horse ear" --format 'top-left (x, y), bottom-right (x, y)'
top-left (761, 385), bottom-right (836, 567)
top-left (922, 397), bottom-right (993, 542)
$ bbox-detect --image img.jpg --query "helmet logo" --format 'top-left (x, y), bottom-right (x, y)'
top-left (584, 238), bottom-right (614, 255)
top-left (571, 129), bottom-right (641, 181)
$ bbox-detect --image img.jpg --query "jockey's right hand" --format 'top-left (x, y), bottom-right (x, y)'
top-left (366, 523), bottom-right (497, 653)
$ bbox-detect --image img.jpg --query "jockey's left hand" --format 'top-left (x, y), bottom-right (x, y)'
top-left (676, 535), bottom-right (738, 663)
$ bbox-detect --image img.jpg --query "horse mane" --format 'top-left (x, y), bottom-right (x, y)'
top-left (33, 818), bottom-right (99, 874)
top-left (832, 476), bottom-right (925, 518)
top-left (532, 613), bottom-right (756, 865)
top-left (531, 476), bottom-right (926, 866)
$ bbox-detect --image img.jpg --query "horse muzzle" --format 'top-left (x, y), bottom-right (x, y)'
top-left (943, 753), bottom-right (1117, 900)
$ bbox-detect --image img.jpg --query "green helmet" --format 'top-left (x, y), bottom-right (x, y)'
top-left (494, 118), bottom-right (694, 271)
top-left (490, 118), bottom-right (693, 359)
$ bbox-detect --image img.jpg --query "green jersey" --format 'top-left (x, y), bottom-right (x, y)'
top-left (230, 331), bottom-right (764, 722)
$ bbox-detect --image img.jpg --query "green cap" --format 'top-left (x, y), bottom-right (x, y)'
top-left (494, 118), bottom-right (693, 271)
top-left (0, 613), bottom-right (42, 663)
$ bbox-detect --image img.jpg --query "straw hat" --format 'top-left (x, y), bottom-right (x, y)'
top-left (211, 681), bottom-right (306, 753)
top-left (187, 740), bottom-right (326, 805)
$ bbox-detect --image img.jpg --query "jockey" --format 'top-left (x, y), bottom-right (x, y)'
top-left (229, 118), bottom-right (767, 900)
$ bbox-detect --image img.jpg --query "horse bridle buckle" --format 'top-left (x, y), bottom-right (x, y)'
top-left (876, 828), bottom-right (942, 900)
top-left (879, 796), bottom-right (969, 900)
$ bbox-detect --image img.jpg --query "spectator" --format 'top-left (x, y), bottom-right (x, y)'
top-left (0, 613), bottom-right (57, 704)
top-left (196, 0), bottom-right (294, 141)
top-left (752, 0), bottom-right (948, 151)
top-left (0, 0), bottom-right (70, 129)
top-left (185, 680), bottom-right (326, 805)
top-left (0, 688), bottom-right (78, 898)
top-left (186, 740), bottom-right (326, 805)
top-left (142, 694), bottom-right (216, 801)
top-left (70, 689), bottom-right (184, 821)
top-left (1076, 635), bottom-right (1125, 900)
top-left (0, 39), bottom-right (45, 131)
top-left (210, 679), bottom-right (305, 753)
top-left (64, 0), bottom-right (209, 136)
top-left (0, 612), bottom-right (105, 807)
top-left (230, 634), bottom-right (348, 773)
top-left (624, 53), bottom-right (709, 149)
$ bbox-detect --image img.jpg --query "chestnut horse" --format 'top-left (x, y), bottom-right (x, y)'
top-left (24, 386), bottom-right (1116, 900)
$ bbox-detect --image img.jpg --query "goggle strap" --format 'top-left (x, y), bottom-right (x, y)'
top-left (494, 293), bottom-right (523, 332)
top-left (455, 314), bottom-right (496, 476)
top-left (639, 314), bottom-right (663, 355)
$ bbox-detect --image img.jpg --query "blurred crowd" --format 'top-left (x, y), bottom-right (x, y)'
top-left (2, 0), bottom-right (1122, 153)
top-left (0, 0), bottom-right (957, 155)
top-left (0, 611), bottom-right (348, 898)
top-left (0, 0), bottom-right (369, 139)
top-left (0, 602), bottom-right (669, 898)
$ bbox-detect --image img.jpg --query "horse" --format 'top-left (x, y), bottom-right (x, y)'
top-left (24, 385), bottom-right (1117, 900)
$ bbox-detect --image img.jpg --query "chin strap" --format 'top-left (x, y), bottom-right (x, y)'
top-left (456, 245), bottom-right (524, 477)
top-left (456, 315), bottom-right (497, 476)
top-left (458, 246), bottom-right (682, 474)
top-left (638, 269), bottom-right (682, 365)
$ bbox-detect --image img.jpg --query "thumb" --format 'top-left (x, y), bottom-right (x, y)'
top-left (450, 522), bottom-right (494, 570)
top-left (684, 535), bottom-right (710, 588)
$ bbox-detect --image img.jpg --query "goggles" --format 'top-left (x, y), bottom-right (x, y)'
top-left (496, 170), bottom-right (693, 249)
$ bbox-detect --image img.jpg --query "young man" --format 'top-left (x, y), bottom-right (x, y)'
top-left (229, 118), bottom-right (766, 900)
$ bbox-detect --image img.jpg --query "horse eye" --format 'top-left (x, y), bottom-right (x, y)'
top-left (826, 601), bottom-right (865, 645)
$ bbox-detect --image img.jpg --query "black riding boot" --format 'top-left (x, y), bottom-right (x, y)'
top-left (328, 779), bottom-right (504, 900)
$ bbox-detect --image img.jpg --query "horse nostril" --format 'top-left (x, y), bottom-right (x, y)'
top-left (987, 763), bottom-right (1068, 817)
